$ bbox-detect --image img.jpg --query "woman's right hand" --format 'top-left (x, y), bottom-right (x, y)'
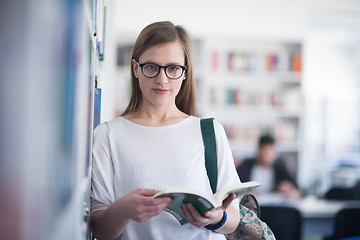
top-left (118, 188), bottom-right (173, 223)
top-left (90, 188), bottom-right (172, 240)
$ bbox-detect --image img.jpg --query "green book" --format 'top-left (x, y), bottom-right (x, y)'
top-left (153, 181), bottom-right (261, 225)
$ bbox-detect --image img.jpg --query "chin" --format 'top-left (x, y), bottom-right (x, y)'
top-left (149, 97), bottom-right (175, 106)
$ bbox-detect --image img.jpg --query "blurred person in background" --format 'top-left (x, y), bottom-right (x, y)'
top-left (237, 134), bottom-right (302, 198)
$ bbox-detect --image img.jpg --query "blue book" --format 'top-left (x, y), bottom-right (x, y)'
top-left (94, 88), bottom-right (101, 129)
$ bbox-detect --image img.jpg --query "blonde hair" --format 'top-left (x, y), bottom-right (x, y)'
top-left (122, 21), bottom-right (197, 116)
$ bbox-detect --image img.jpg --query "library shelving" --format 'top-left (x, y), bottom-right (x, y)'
top-left (198, 39), bottom-right (303, 174)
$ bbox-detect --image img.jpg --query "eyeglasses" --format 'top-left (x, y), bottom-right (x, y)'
top-left (135, 61), bottom-right (187, 80)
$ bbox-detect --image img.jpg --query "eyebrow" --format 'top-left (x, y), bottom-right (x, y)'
top-left (140, 61), bottom-right (185, 66)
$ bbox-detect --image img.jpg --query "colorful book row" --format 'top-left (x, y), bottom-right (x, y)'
top-left (211, 87), bottom-right (301, 112)
top-left (223, 122), bottom-right (298, 143)
top-left (210, 50), bottom-right (301, 73)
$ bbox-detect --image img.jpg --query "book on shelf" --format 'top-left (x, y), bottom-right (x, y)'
top-left (210, 51), bottom-right (219, 71)
top-left (93, 88), bottom-right (101, 129)
top-left (153, 181), bottom-right (261, 225)
top-left (291, 51), bottom-right (302, 72)
top-left (220, 88), bottom-right (280, 108)
top-left (281, 86), bottom-right (301, 113)
top-left (116, 45), bottom-right (133, 66)
top-left (226, 49), bottom-right (301, 74)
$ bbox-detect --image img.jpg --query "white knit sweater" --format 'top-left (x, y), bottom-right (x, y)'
top-left (91, 116), bottom-right (241, 240)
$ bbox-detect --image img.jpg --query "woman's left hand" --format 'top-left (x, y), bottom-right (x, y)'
top-left (181, 193), bottom-right (236, 228)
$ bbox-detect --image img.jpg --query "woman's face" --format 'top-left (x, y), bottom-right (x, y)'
top-left (133, 41), bottom-right (186, 109)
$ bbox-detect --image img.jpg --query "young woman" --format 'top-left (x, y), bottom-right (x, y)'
top-left (90, 21), bottom-right (241, 240)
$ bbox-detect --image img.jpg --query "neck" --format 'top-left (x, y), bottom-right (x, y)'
top-left (256, 158), bottom-right (272, 169)
top-left (258, 163), bottom-right (272, 169)
top-left (125, 103), bottom-right (188, 126)
top-left (140, 102), bottom-right (178, 118)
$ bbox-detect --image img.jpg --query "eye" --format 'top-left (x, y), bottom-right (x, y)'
top-left (167, 65), bottom-right (181, 72)
top-left (144, 64), bottom-right (158, 72)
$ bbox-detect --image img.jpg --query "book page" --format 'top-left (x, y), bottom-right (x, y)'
top-left (214, 181), bottom-right (261, 203)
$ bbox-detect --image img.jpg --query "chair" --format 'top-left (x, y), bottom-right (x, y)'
top-left (260, 206), bottom-right (302, 240)
top-left (324, 182), bottom-right (360, 201)
top-left (329, 208), bottom-right (360, 240)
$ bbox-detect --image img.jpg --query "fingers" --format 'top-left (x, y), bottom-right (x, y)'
top-left (134, 188), bottom-right (172, 206)
top-left (141, 196), bottom-right (172, 206)
top-left (122, 188), bottom-right (173, 223)
top-left (132, 200), bottom-right (171, 223)
top-left (136, 188), bottom-right (161, 197)
top-left (201, 193), bottom-right (235, 225)
top-left (204, 208), bottom-right (225, 225)
top-left (221, 193), bottom-right (236, 210)
top-left (135, 197), bottom-right (172, 214)
top-left (181, 203), bottom-right (209, 228)
top-left (181, 203), bottom-right (225, 228)
top-left (181, 203), bottom-right (195, 222)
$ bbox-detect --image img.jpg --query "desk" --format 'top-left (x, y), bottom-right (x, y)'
top-left (257, 194), bottom-right (360, 239)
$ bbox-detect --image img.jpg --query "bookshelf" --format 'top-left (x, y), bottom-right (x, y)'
top-left (49, 0), bottom-right (108, 239)
top-left (1, 0), bottom-right (108, 239)
top-left (198, 39), bottom-right (303, 173)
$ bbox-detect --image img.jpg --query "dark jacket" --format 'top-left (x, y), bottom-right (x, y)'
top-left (236, 158), bottom-right (298, 191)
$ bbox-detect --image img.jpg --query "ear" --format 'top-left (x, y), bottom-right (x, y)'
top-left (132, 59), bottom-right (138, 78)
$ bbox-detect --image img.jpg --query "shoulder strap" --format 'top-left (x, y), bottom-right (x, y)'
top-left (200, 118), bottom-right (218, 194)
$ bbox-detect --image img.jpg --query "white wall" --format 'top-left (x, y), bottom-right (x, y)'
top-left (112, 0), bottom-right (360, 40)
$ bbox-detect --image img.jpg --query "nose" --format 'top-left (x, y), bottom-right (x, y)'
top-left (155, 68), bottom-right (169, 85)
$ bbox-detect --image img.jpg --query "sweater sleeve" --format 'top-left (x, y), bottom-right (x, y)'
top-left (90, 122), bottom-right (116, 215)
top-left (213, 120), bottom-right (241, 209)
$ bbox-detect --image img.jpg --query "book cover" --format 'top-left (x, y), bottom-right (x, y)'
top-left (153, 181), bottom-right (261, 225)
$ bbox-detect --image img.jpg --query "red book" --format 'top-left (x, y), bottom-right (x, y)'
top-left (292, 52), bottom-right (301, 72)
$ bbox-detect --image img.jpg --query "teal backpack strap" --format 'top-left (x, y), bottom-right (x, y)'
top-left (200, 118), bottom-right (218, 194)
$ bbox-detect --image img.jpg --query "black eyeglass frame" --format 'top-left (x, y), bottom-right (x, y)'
top-left (135, 61), bottom-right (187, 80)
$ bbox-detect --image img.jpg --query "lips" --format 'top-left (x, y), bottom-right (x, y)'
top-left (153, 88), bottom-right (169, 94)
